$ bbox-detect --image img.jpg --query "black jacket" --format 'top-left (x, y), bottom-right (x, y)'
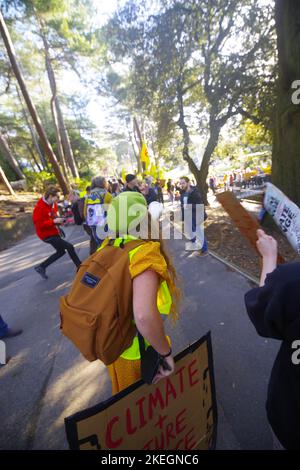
top-left (245, 263), bottom-right (300, 449)
top-left (145, 188), bottom-right (158, 206)
top-left (180, 186), bottom-right (207, 221)
top-left (122, 185), bottom-right (141, 193)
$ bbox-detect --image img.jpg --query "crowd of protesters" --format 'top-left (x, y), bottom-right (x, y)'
top-left (221, 171), bottom-right (271, 192)
top-left (31, 172), bottom-right (210, 278)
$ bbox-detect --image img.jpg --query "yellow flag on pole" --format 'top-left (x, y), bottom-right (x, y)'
top-left (140, 142), bottom-right (150, 170)
top-left (150, 164), bottom-right (157, 179)
top-left (121, 168), bottom-right (126, 182)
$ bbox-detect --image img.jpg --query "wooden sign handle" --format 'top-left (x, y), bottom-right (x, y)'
top-left (216, 191), bottom-right (285, 265)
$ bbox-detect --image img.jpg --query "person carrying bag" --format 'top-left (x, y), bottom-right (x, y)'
top-left (60, 191), bottom-right (180, 394)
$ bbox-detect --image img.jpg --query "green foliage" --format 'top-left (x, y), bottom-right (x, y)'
top-left (0, 154), bottom-right (16, 180)
top-left (70, 177), bottom-right (90, 191)
top-left (23, 169), bottom-right (91, 193)
top-left (104, 0), bottom-right (276, 191)
top-left (0, 0), bottom-right (279, 198)
top-left (30, 0), bottom-right (65, 14)
top-left (240, 120), bottom-right (272, 150)
top-left (213, 118), bottom-right (272, 171)
top-left (23, 169), bottom-right (57, 191)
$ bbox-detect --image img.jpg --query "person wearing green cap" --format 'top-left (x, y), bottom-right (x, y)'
top-left (106, 190), bottom-right (148, 237)
top-left (98, 191), bottom-right (181, 394)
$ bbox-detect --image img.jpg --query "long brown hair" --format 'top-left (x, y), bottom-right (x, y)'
top-left (44, 185), bottom-right (60, 199)
top-left (141, 213), bottom-right (181, 324)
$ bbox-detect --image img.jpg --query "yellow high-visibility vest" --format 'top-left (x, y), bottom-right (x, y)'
top-left (98, 236), bottom-right (172, 360)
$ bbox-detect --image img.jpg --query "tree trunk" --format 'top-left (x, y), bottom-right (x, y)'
top-left (56, 103), bottom-right (79, 178)
top-left (26, 143), bottom-right (43, 172)
top-left (40, 28), bottom-right (69, 179)
top-left (0, 164), bottom-right (16, 196)
top-left (0, 11), bottom-right (69, 194)
top-left (133, 117), bottom-right (143, 173)
top-left (198, 123), bottom-right (221, 201)
top-left (129, 129), bottom-right (142, 174)
top-left (15, 84), bottom-right (47, 170)
top-left (50, 95), bottom-right (69, 179)
top-left (177, 82), bottom-right (210, 203)
top-left (39, 22), bottom-right (79, 178)
top-left (0, 132), bottom-right (24, 179)
top-left (272, 0), bottom-right (300, 205)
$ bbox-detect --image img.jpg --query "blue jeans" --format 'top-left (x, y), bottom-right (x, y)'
top-left (201, 237), bottom-right (208, 252)
top-left (191, 219), bottom-right (208, 252)
top-left (0, 315), bottom-right (9, 338)
top-left (190, 235), bottom-right (208, 252)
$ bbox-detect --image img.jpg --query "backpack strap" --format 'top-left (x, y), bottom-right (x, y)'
top-left (120, 239), bottom-right (145, 252)
top-left (105, 238), bottom-right (145, 251)
top-left (137, 331), bottom-right (146, 356)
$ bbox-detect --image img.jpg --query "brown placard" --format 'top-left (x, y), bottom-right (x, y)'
top-left (216, 191), bottom-right (284, 264)
top-left (65, 333), bottom-right (217, 451)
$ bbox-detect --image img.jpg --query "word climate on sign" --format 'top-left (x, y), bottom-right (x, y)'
top-left (65, 334), bottom-right (217, 450)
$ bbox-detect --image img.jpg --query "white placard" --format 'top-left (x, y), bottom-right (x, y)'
top-left (264, 183), bottom-right (300, 254)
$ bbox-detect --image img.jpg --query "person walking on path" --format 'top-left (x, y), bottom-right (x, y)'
top-left (179, 176), bottom-right (208, 255)
top-left (33, 186), bottom-right (81, 280)
top-left (167, 179), bottom-right (175, 204)
top-left (123, 174), bottom-right (141, 192)
top-left (209, 176), bottom-right (216, 195)
top-left (245, 229), bottom-right (300, 450)
top-left (140, 182), bottom-right (158, 206)
top-left (83, 176), bottom-right (113, 255)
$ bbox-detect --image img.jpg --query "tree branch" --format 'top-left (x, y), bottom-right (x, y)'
top-left (236, 108), bottom-right (261, 125)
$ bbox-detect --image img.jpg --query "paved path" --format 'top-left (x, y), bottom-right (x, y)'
top-left (0, 225), bottom-right (279, 449)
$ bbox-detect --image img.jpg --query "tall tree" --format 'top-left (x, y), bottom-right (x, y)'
top-left (37, 14), bottom-right (79, 177)
top-left (0, 164), bottom-right (16, 195)
top-left (0, 131), bottom-right (24, 178)
top-left (0, 9), bottom-right (69, 193)
top-left (15, 84), bottom-right (47, 169)
top-left (272, 0), bottom-right (300, 205)
top-left (105, 0), bottom-right (275, 201)
top-left (3, 0), bottom-right (96, 179)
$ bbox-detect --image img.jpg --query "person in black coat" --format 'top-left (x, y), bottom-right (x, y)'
top-left (140, 183), bottom-right (158, 206)
top-left (244, 229), bottom-right (300, 449)
top-left (179, 176), bottom-right (208, 254)
top-left (123, 174), bottom-right (141, 192)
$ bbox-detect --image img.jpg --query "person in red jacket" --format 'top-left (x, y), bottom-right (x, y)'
top-left (33, 186), bottom-right (81, 280)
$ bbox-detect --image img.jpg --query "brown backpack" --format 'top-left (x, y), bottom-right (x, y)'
top-left (60, 239), bottom-right (144, 365)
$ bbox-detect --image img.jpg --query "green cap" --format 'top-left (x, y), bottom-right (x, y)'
top-left (107, 191), bottom-right (148, 235)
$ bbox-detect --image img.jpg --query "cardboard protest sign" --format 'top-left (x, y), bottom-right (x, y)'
top-left (264, 183), bottom-right (300, 254)
top-left (65, 333), bottom-right (217, 450)
top-left (216, 191), bottom-right (284, 264)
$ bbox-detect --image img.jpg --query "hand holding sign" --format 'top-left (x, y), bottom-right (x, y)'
top-left (256, 229), bottom-right (278, 261)
top-left (65, 334), bottom-right (217, 450)
top-left (256, 229), bottom-right (278, 286)
top-left (152, 355), bottom-right (175, 385)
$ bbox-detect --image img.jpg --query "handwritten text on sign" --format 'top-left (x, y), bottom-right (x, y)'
top-left (264, 183), bottom-right (300, 254)
top-left (65, 334), bottom-right (216, 450)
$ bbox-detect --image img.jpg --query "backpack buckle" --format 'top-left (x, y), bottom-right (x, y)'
top-left (108, 238), bottom-right (125, 248)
